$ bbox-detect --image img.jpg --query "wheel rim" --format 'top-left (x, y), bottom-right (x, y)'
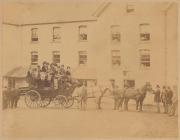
top-left (64, 96), bottom-right (74, 108)
top-left (25, 90), bottom-right (40, 108)
top-left (39, 97), bottom-right (51, 108)
top-left (53, 95), bottom-right (67, 109)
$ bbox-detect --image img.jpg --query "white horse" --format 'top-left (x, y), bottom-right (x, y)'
top-left (72, 85), bottom-right (88, 110)
top-left (87, 85), bottom-right (105, 109)
top-left (72, 83), bottom-right (113, 110)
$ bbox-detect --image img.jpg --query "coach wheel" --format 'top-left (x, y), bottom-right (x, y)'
top-left (64, 96), bottom-right (74, 108)
top-left (39, 97), bottom-right (52, 108)
top-left (25, 90), bottom-right (41, 108)
top-left (53, 95), bottom-right (67, 109)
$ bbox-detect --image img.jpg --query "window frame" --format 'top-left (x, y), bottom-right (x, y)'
top-left (139, 49), bottom-right (151, 69)
top-left (31, 28), bottom-right (38, 42)
top-left (31, 51), bottom-right (38, 65)
top-left (139, 23), bottom-right (151, 42)
top-left (111, 25), bottom-right (121, 43)
top-left (79, 51), bottom-right (87, 66)
top-left (126, 4), bottom-right (135, 13)
top-left (111, 50), bottom-right (121, 68)
top-left (79, 25), bottom-right (88, 41)
top-left (53, 27), bottom-right (61, 42)
top-left (52, 51), bottom-right (60, 64)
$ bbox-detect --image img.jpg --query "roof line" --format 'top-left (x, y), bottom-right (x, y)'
top-left (92, 2), bottom-right (111, 17)
top-left (92, 2), bottom-right (107, 16)
top-left (3, 19), bottom-right (97, 27)
top-left (2, 22), bottom-right (20, 27)
top-left (163, 2), bottom-right (174, 11)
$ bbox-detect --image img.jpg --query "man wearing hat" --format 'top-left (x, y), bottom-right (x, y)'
top-left (42, 61), bottom-right (48, 72)
top-left (166, 86), bottom-right (173, 113)
top-left (153, 85), bottom-right (161, 113)
top-left (161, 86), bottom-right (168, 113)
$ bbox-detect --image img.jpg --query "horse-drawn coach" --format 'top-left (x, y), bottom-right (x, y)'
top-left (3, 62), bottom-right (84, 109)
top-left (22, 62), bottom-right (82, 109)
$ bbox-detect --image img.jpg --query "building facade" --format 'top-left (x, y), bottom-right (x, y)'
top-left (2, 1), bottom-right (178, 88)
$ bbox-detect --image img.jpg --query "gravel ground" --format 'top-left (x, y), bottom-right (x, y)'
top-left (1, 97), bottom-right (178, 139)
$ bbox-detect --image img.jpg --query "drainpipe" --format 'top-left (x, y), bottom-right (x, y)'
top-left (163, 3), bottom-right (173, 86)
top-left (164, 11), bottom-right (167, 86)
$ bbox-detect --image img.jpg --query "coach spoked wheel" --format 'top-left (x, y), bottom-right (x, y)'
top-left (53, 95), bottom-right (67, 109)
top-left (64, 95), bottom-right (74, 108)
top-left (39, 97), bottom-right (52, 108)
top-left (25, 90), bottom-right (41, 108)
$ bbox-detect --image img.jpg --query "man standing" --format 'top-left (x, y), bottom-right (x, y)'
top-left (60, 65), bottom-right (66, 76)
top-left (161, 86), bottom-right (168, 113)
top-left (153, 85), bottom-right (161, 113)
top-left (81, 81), bottom-right (88, 110)
top-left (166, 86), bottom-right (173, 113)
top-left (169, 86), bottom-right (178, 116)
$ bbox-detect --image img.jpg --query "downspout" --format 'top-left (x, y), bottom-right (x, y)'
top-left (164, 11), bottom-right (167, 86)
top-left (163, 3), bottom-right (173, 86)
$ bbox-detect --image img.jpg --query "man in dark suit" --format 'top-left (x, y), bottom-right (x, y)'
top-left (166, 86), bottom-right (173, 113)
top-left (161, 86), bottom-right (168, 113)
top-left (153, 85), bottom-right (161, 113)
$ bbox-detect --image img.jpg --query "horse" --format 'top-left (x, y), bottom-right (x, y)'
top-left (97, 86), bottom-right (124, 110)
top-left (86, 85), bottom-right (105, 109)
top-left (2, 88), bottom-right (21, 109)
top-left (72, 84), bottom-right (88, 110)
top-left (121, 84), bottom-right (153, 111)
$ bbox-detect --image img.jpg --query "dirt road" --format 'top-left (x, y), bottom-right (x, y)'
top-left (1, 97), bottom-right (178, 139)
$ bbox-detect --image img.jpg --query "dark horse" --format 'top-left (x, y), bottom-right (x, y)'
top-left (98, 83), bottom-right (152, 111)
top-left (2, 88), bottom-right (21, 109)
top-left (121, 83), bottom-right (152, 111)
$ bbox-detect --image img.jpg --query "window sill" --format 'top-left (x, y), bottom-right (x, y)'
top-left (79, 64), bottom-right (87, 67)
top-left (31, 63), bottom-right (38, 65)
top-left (31, 41), bottom-right (39, 44)
top-left (111, 66), bottom-right (121, 69)
top-left (79, 40), bottom-right (88, 42)
top-left (139, 67), bottom-right (151, 70)
top-left (126, 12), bottom-right (135, 15)
top-left (52, 40), bottom-right (61, 43)
top-left (111, 41), bottom-right (121, 45)
top-left (139, 40), bottom-right (151, 44)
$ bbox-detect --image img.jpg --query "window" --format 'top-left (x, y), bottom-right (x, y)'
top-left (53, 27), bottom-right (61, 41)
top-left (111, 50), bottom-right (121, 67)
top-left (140, 49), bottom-right (150, 68)
top-left (8, 78), bottom-right (15, 89)
top-left (124, 80), bottom-right (135, 88)
top-left (52, 51), bottom-right (60, 64)
top-left (31, 51), bottom-right (38, 65)
top-left (79, 25), bottom-right (87, 41)
top-left (31, 28), bottom-right (38, 42)
top-left (111, 25), bottom-right (120, 43)
top-left (126, 4), bottom-right (135, 13)
top-left (140, 23), bottom-right (150, 41)
top-left (79, 51), bottom-right (87, 65)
